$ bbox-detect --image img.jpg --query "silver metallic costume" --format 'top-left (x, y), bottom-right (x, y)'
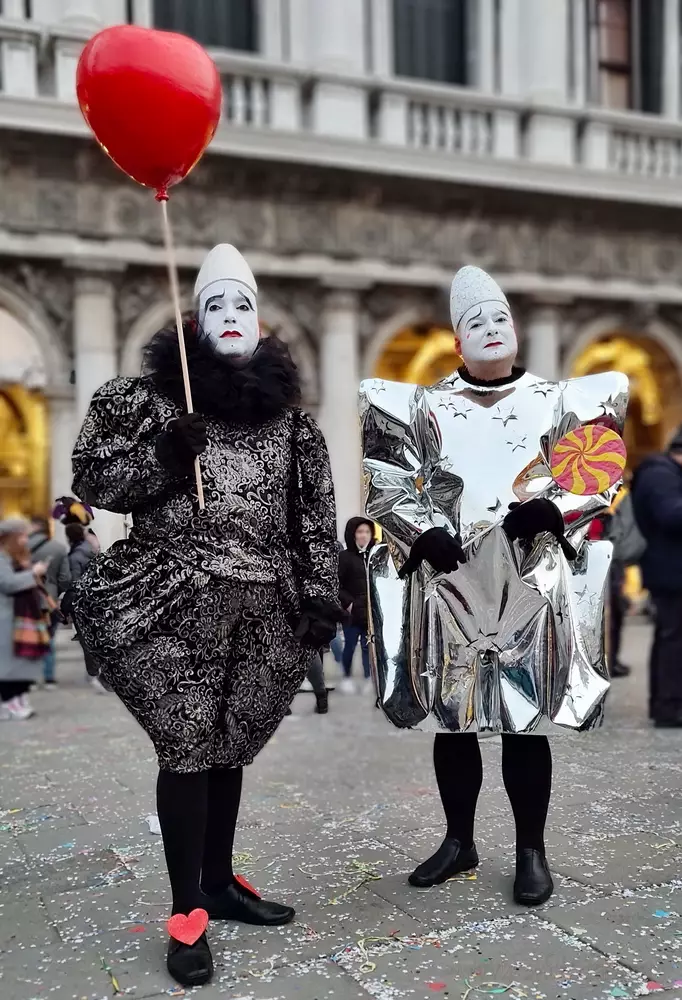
top-left (360, 367), bottom-right (629, 735)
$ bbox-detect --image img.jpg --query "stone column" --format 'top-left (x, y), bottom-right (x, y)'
top-left (73, 273), bottom-right (117, 425)
top-left (663, 0), bottom-right (681, 118)
top-left (1, 0), bottom-right (38, 98)
top-left (260, 0), bottom-right (286, 60)
top-left (47, 388), bottom-right (77, 506)
top-left (519, 0), bottom-right (573, 165)
top-left (72, 269), bottom-right (124, 549)
top-left (307, 0), bottom-right (367, 139)
top-left (317, 287), bottom-right (364, 538)
top-left (524, 305), bottom-right (562, 382)
top-left (477, 0), bottom-right (496, 92)
top-left (499, 0), bottom-right (521, 97)
top-left (369, 0), bottom-right (393, 75)
top-left (571, 0), bottom-right (588, 106)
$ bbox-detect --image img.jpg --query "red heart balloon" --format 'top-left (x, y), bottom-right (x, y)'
top-left (77, 25), bottom-right (222, 198)
top-left (166, 908), bottom-right (208, 946)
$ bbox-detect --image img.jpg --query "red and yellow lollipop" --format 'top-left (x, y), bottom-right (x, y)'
top-left (550, 424), bottom-right (626, 495)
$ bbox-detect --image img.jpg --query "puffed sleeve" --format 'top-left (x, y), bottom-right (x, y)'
top-left (290, 408), bottom-right (339, 605)
top-left (71, 377), bottom-right (185, 514)
top-left (360, 378), bottom-right (454, 547)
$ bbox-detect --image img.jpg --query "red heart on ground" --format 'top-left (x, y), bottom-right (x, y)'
top-left (166, 908), bottom-right (208, 946)
top-left (77, 25), bottom-right (222, 197)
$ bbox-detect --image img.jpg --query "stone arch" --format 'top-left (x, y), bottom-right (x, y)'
top-left (120, 296), bottom-right (186, 378)
top-left (564, 313), bottom-right (682, 379)
top-left (566, 312), bottom-right (682, 465)
top-left (0, 278), bottom-right (70, 390)
top-left (363, 304), bottom-right (436, 380)
top-left (120, 292), bottom-right (319, 406)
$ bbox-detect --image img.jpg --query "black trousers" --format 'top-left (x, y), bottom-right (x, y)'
top-left (649, 591), bottom-right (682, 723)
top-left (609, 561), bottom-right (627, 666)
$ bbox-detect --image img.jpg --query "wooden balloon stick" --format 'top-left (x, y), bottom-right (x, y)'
top-left (159, 198), bottom-right (205, 510)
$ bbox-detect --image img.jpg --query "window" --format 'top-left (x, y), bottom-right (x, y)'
top-left (393, 0), bottom-right (468, 86)
top-left (153, 0), bottom-right (258, 52)
top-left (588, 0), bottom-right (663, 113)
top-left (637, 0), bottom-right (663, 114)
top-left (592, 0), bottom-right (632, 108)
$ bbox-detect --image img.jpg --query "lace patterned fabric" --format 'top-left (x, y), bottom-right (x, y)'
top-left (71, 374), bottom-right (338, 770)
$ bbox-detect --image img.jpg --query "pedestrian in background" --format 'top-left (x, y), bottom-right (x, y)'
top-left (28, 516), bottom-right (70, 688)
top-left (605, 482), bottom-right (646, 679)
top-left (631, 427), bottom-right (682, 727)
top-left (0, 519), bottom-right (49, 720)
top-left (65, 523), bottom-right (95, 581)
top-left (338, 517), bottom-right (375, 694)
top-left (52, 496), bottom-right (100, 554)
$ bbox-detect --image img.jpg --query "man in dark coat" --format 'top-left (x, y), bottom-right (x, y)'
top-left (631, 426), bottom-right (682, 727)
top-left (338, 516), bottom-right (375, 693)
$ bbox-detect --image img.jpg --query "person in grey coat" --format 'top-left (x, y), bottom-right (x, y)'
top-left (0, 519), bottom-right (48, 719)
top-left (29, 516), bottom-right (71, 687)
top-left (65, 523), bottom-right (95, 581)
top-left (28, 517), bottom-right (70, 601)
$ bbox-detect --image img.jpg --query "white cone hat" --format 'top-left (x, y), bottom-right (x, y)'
top-left (194, 244), bottom-right (257, 301)
top-left (450, 265), bottom-right (509, 329)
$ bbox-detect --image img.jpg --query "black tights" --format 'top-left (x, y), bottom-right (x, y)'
top-left (434, 733), bottom-right (552, 853)
top-left (156, 766), bottom-right (243, 915)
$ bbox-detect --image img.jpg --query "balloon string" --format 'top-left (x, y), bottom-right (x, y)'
top-left (159, 198), bottom-right (205, 511)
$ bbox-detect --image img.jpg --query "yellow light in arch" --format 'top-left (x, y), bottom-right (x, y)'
top-left (374, 325), bottom-right (462, 386)
top-left (404, 330), bottom-right (462, 385)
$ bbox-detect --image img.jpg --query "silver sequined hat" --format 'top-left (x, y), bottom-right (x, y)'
top-left (450, 265), bottom-right (510, 330)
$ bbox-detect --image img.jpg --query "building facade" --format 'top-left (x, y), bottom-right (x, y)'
top-left (1, 0), bottom-right (682, 544)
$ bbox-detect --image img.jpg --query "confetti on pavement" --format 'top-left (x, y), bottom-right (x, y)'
top-left (0, 622), bottom-right (680, 1000)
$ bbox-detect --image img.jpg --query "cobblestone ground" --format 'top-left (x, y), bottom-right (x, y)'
top-left (1, 619), bottom-right (681, 1000)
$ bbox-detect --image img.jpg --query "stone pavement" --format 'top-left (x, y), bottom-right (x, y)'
top-left (1, 620), bottom-right (681, 1000)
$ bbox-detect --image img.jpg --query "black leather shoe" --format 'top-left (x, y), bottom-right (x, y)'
top-left (611, 661), bottom-right (631, 678)
top-left (315, 691), bottom-right (329, 714)
top-left (206, 881), bottom-right (295, 925)
top-left (167, 933), bottom-right (213, 988)
top-left (513, 849), bottom-right (554, 905)
top-left (408, 838), bottom-right (479, 888)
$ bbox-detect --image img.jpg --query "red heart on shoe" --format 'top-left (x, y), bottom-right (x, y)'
top-left (235, 874), bottom-right (261, 898)
top-left (166, 908), bottom-right (208, 945)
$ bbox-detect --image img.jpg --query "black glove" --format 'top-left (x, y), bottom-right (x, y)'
top-left (503, 498), bottom-right (577, 561)
top-left (399, 527), bottom-right (467, 579)
top-left (60, 587), bottom-right (75, 622)
top-left (295, 598), bottom-right (346, 648)
top-left (155, 413), bottom-right (207, 472)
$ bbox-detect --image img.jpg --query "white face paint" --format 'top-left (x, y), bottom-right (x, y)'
top-left (198, 280), bottom-right (259, 361)
top-left (457, 300), bottom-right (517, 368)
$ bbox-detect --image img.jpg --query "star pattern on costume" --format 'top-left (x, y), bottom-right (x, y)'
top-left (439, 399), bottom-right (473, 419)
top-left (373, 380), bottom-right (387, 394)
top-left (506, 435), bottom-right (528, 453)
top-left (492, 405), bottom-right (518, 427)
top-left (486, 498), bottom-right (502, 515)
top-left (528, 380), bottom-right (554, 398)
top-left (600, 396), bottom-right (619, 421)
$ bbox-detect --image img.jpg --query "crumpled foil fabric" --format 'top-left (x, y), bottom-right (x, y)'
top-left (359, 369), bottom-right (629, 735)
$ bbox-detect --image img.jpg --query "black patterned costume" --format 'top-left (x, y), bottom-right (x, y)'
top-left (71, 332), bottom-right (338, 772)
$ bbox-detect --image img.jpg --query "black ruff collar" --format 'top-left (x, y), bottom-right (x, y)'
top-left (458, 365), bottom-right (526, 387)
top-left (144, 324), bottom-right (301, 425)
